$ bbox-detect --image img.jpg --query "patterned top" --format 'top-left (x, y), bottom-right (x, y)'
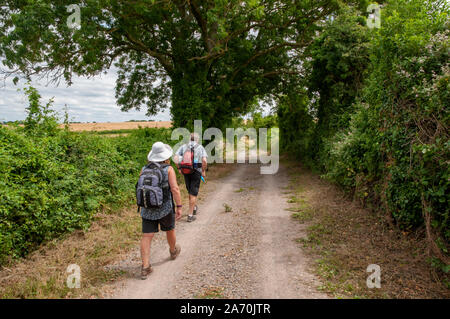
top-left (140, 164), bottom-right (174, 220)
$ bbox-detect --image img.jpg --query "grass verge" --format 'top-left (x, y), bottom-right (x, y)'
top-left (283, 158), bottom-right (450, 299)
top-left (0, 163), bottom-right (235, 298)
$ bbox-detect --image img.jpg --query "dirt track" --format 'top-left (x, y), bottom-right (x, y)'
top-left (106, 162), bottom-right (327, 299)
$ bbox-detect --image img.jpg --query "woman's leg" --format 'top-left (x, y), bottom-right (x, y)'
top-left (166, 229), bottom-right (176, 252)
top-left (140, 233), bottom-right (154, 268)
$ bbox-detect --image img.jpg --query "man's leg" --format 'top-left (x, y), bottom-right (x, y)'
top-left (188, 194), bottom-right (197, 215)
top-left (187, 172), bottom-right (201, 221)
top-left (187, 194), bottom-right (197, 222)
top-left (140, 233), bottom-right (154, 268)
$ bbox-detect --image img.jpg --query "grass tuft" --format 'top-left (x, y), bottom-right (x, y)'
top-left (223, 203), bottom-right (233, 212)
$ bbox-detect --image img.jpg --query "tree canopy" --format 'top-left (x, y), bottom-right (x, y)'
top-left (0, 0), bottom-right (353, 129)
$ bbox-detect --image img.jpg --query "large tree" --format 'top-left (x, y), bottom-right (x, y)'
top-left (306, 7), bottom-right (370, 162)
top-left (0, 0), bottom-right (342, 129)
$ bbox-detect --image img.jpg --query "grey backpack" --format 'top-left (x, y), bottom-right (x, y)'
top-left (136, 163), bottom-right (169, 210)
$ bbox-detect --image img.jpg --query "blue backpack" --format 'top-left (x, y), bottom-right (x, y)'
top-left (136, 163), bottom-right (169, 210)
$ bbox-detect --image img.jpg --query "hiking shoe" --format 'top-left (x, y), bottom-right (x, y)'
top-left (187, 215), bottom-right (196, 222)
top-left (141, 265), bottom-right (153, 280)
top-left (193, 205), bottom-right (198, 215)
top-left (170, 244), bottom-right (181, 260)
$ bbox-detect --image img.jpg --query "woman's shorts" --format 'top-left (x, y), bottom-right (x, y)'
top-left (183, 171), bottom-right (201, 196)
top-left (142, 212), bottom-right (175, 233)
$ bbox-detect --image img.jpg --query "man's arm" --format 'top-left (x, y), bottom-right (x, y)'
top-left (174, 155), bottom-right (182, 175)
top-left (201, 157), bottom-right (207, 177)
top-left (173, 146), bottom-right (182, 164)
top-left (200, 146), bottom-right (208, 177)
top-left (174, 146), bottom-right (184, 174)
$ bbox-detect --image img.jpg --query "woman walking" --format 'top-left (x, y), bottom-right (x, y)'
top-left (139, 142), bottom-right (183, 280)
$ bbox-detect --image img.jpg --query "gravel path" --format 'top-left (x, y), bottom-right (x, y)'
top-left (106, 162), bottom-right (328, 299)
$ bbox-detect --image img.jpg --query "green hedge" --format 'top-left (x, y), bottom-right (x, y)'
top-left (323, 0), bottom-right (449, 239)
top-left (277, 0), bottom-right (449, 260)
top-left (0, 118), bottom-right (173, 263)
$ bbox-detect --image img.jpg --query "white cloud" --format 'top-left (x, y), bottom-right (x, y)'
top-left (0, 67), bottom-right (171, 123)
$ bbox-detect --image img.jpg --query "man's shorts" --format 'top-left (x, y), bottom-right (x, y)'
top-left (183, 171), bottom-right (201, 196)
top-left (142, 212), bottom-right (175, 233)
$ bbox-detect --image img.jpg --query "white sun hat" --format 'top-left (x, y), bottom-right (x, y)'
top-left (147, 142), bottom-right (173, 162)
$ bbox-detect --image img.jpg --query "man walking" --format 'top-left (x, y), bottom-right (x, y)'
top-left (174, 133), bottom-right (208, 222)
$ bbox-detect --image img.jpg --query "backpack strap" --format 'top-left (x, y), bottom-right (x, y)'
top-left (181, 143), bottom-right (200, 155)
top-left (192, 144), bottom-right (203, 169)
top-left (162, 164), bottom-right (175, 214)
top-left (159, 163), bottom-right (170, 189)
top-left (185, 143), bottom-right (202, 169)
top-left (160, 164), bottom-right (171, 202)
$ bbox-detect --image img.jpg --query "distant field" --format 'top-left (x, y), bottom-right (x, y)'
top-left (58, 121), bottom-right (172, 132)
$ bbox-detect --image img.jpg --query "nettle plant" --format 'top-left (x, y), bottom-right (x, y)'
top-left (22, 85), bottom-right (59, 136)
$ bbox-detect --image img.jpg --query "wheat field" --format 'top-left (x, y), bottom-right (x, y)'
top-left (58, 121), bottom-right (172, 131)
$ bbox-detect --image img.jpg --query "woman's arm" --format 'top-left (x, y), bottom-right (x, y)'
top-left (168, 166), bottom-right (182, 220)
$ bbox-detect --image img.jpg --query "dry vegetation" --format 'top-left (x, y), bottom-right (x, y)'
top-left (0, 163), bottom-right (234, 299)
top-left (284, 158), bottom-right (450, 299)
top-left (59, 121), bottom-right (172, 132)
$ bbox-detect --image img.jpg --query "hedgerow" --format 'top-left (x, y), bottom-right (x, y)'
top-left (324, 0), bottom-right (449, 259)
top-left (0, 87), bottom-right (173, 264)
top-left (277, 0), bottom-right (449, 265)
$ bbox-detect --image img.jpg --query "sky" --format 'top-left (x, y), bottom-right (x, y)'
top-left (0, 67), bottom-right (171, 123)
top-left (0, 65), bottom-right (272, 124)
